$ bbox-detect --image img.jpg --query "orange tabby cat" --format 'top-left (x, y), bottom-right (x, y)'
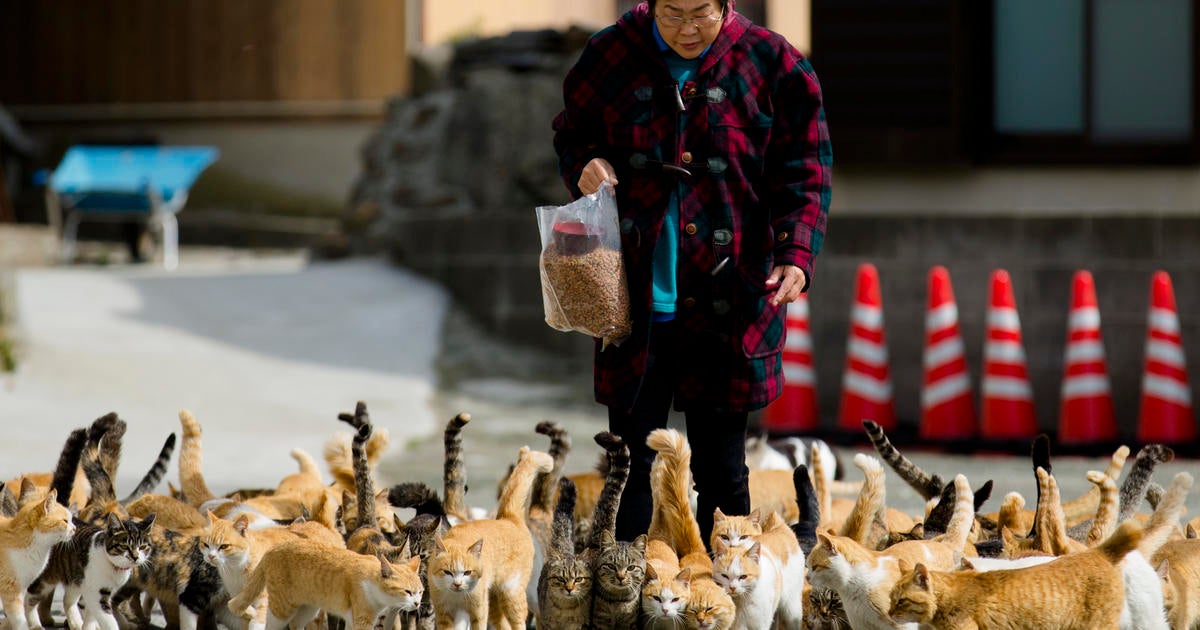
top-left (645, 428), bottom-right (735, 630)
top-left (888, 520), bottom-right (1145, 629)
top-left (712, 509), bottom-right (806, 629)
top-left (428, 446), bottom-right (553, 630)
top-left (228, 539), bottom-right (421, 630)
top-left (641, 538), bottom-right (693, 628)
top-left (1154, 538), bottom-right (1200, 630)
top-left (0, 482), bottom-right (76, 630)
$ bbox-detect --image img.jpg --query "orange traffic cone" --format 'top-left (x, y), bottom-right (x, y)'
top-left (919, 266), bottom-right (976, 441)
top-left (837, 263), bottom-right (896, 433)
top-left (1058, 270), bottom-right (1119, 446)
top-left (980, 269), bottom-right (1038, 443)
top-left (1136, 271), bottom-right (1196, 444)
top-left (763, 295), bottom-right (819, 435)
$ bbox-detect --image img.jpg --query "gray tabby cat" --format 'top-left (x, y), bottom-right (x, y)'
top-left (26, 513), bottom-right (155, 630)
top-left (537, 477), bottom-right (591, 630)
top-left (587, 432), bottom-right (646, 629)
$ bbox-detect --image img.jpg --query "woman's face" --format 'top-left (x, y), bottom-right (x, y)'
top-left (654, 0), bottom-right (724, 59)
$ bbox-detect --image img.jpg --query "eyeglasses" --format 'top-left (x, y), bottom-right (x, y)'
top-left (656, 13), bottom-right (723, 29)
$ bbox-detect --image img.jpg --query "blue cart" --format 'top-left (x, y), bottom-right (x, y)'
top-left (46, 145), bottom-right (219, 269)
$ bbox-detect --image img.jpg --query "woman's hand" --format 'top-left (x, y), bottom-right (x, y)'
top-left (766, 264), bottom-right (807, 306)
top-left (578, 158), bottom-right (619, 195)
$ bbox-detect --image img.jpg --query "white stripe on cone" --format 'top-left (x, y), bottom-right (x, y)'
top-left (783, 362), bottom-right (815, 386)
top-left (1148, 307), bottom-right (1181, 335)
top-left (987, 307), bottom-right (1021, 333)
top-left (923, 373), bottom-right (971, 409)
top-left (1146, 339), bottom-right (1186, 369)
top-left (985, 340), bottom-right (1027, 364)
top-left (843, 370), bottom-right (893, 404)
top-left (1062, 373), bottom-right (1112, 399)
top-left (1068, 307), bottom-right (1101, 332)
top-left (983, 375), bottom-right (1034, 401)
top-left (784, 333), bottom-right (812, 352)
top-left (926, 303), bottom-right (959, 331)
top-left (847, 337), bottom-right (888, 367)
top-left (852, 305), bottom-right (883, 330)
top-left (1065, 340), bottom-right (1106, 364)
top-left (924, 337), bottom-right (965, 370)
top-left (1143, 373), bottom-right (1193, 406)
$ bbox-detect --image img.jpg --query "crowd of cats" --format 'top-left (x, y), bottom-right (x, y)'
top-left (2, 404), bottom-right (1200, 630)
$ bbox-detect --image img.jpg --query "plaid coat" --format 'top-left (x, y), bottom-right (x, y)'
top-left (552, 2), bottom-right (832, 414)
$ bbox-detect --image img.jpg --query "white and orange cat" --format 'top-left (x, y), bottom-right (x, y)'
top-left (0, 482), bottom-right (76, 630)
top-left (427, 446), bottom-right (553, 630)
top-left (712, 509), bottom-right (805, 629)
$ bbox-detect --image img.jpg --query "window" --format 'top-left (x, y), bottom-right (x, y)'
top-left (981, 0), bottom-right (1198, 163)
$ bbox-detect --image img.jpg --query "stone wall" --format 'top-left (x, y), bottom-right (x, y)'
top-left (348, 30), bottom-right (1200, 440)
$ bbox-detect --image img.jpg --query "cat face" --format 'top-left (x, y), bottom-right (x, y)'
top-left (198, 513), bottom-right (251, 568)
top-left (103, 513), bottom-right (154, 571)
top-left (687, 586), bottom-right (736, 630)
top-left (33, 490), bottom-right (75, 543)
top-left (378, 556), bottom-right (424, 612)
top-left (888, 564), bottom-right (935, 624)
top-left (641, 567), bottom-right (690, 620)
top-left (713, 543), bottom-right (761, 597)
top-left (806, 534), bottom-right (848, 590)
top-left (429, 538), bottom-right (484, 593)
top-left (592, 535), bottom-right (646, 598)
top-left (544, 554), bottom-right (592, 601)
top-left (711, 509), bottom-right (762, 550)
top-left (805, 588), bottom-right (850, 630)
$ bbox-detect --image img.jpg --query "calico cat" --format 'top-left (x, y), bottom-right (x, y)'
top-left (888, 521), bottom-right (1145, 629)
top-left (712, 509), bottom-right (806, 629)
top-left (0, 482), bottom-right (76, 630)
top-left (645, 428), bottom-right (735, 630)
top-left (427, 446), bottom-right (553, 630)
top-left (537, 477), bottom-right (591, 630)
top-left (228, 539), bottom-right (422, 630)
top-left (585, 432), bottom-right (648, 630)
top-left (26, 513), bottom-right (155, 630)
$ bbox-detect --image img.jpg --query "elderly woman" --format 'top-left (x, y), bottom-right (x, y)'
top-left (552, 0), bottom-right (832, 545)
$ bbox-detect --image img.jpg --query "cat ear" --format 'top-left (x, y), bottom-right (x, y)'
top-left (140, 513), bottom-right (156, 530)
top-left (106, 512), bottom-right (122, 529)
top-left (342, 490), bottom-right (354, 506)
top-left (379, 555), bottom-right (393, 579)
top-left (1157, 559), bottom-right (1171, 580)
top-left (42, 488), bottom-right (58, 512)
top-left (601, 529), bottom-right (617, 548)
top-left (644, 564), bottom-right (659, 582)
top-left (748, 509), bottom-right (762, 526)
top-left (468, 539), bottom-right (484, 558)
top-left (958, 557), bottom-right (976, 571)
top-left (674, 566), bottom-right (692, 585)
top-left (405, 555), bottom-right (421, 573)
top-left (433, 535), bottom-right (447, 554)
top-left (1188, 523), bottom-right (1199, 539)
top-left (747, 541), bottom-right (761, 562)
top-left (631, 534), bottom-right (647, 552)
top-left (233, 514), bottom-right (251, 536)
top-left (714, 507), bottom-right (726, 522)
top-left (205, 510), bottom-right (219, 525)
top-left (816, 532), bottom-right (836, 554)
top-left (913, 563), bottom-right (932, 590)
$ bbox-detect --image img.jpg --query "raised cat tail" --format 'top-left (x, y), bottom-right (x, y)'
top-left (443, 412), bottom-right (472, 523)
top-left (388, 482), bottom-right (447, 519)
top-left (1117, 445), bottom-right (1174, 523)
top-left (862, 419), bottom-right (944, 500)
top-left (791, 463), bottom-right (821, 555)
top-left (1096, 520), bottom-right (1145, 565)
top-left (96, 414), bottom-right (127, 485)
top-left (1137, 471), bottom-right (1193, 558)
top-left (496, 446), bottom-right (554, 524)
top-left (838, 454), bottom-right (885, 544)
top-left (1061, 444), bottom-right (1129, 528)
top-left (645, 428), bottom-right (705, 558)
top-left (532, 421), bottom-right (571, 515)
top-left (50, 427), bottom-right (88, 508)
top-left (227, 558), bottom-right (268, 618)
top-left (120, 433), bottom-right (177, 504)
top-left (550, 477), bottom-right (577, 557)
top-left (179, 409), bottom-right (217, 507)
top-left (587, 432), bottom-right (631, 553)
top-left (1083, 470), bottom-right (1118, 545)
top-left (337, 400), bottom-right (378, 535)
top-left (289, 448), bottom-right (322, 480)
top-left (933, 474), bottom-right (975, 552)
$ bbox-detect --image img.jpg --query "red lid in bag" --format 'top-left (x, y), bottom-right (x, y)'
top-left (552, 221), bottom-right (603, 255)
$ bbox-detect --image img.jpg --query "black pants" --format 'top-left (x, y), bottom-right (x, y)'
top-left (606, 319), bottom-right (751, 548)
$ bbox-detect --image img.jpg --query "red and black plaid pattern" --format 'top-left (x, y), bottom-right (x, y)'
top-left (552, 2), bottom-right (832, 414)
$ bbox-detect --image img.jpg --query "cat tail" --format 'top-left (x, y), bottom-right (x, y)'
top-left (646, 428), bottom-right (706, 558)
top-left (496, 447), bottom-right (554, 524)
top-left (837, 454), bottom-right (885, 544)
top-left (290, 448), bottom-right (322, 480)
top-left (1060, 445), bottom-right (1130, 529)
top-left (228, 559), bottom-right (268, 618)
top-left (587, 432), bottom-right (631, 553)
top-left (1096, 520), bottom-right (1145, 565)
top-left (1137, 471), bottom-right (1193, 558)
top-left (532, 421), bottom-right (571, 515)
top-left (338, 401), bottom-right (379, 535)
top-left (179, 409), bottom-right (217, 508)
top-left (81, 432), bottom-right (117, 507)
top-left (1083, 470), bottom-right (1119, 545)
top-left (388, 482), bottom-right (447, 518)
top-left (95, 414), bottom-right (127, 486)
top-left (791, 463), bottom-right (821, 556)
top-left (1117, 445), bottom-right (1174, 524)
top-left (810, 442), bottom-right (832, 530)
top-left (933, 475), bottom-right (975, 552)
top-left (50, 427), bottom-right (88, 508)
top-left (120, 433), bottom-right (177, 505)
top-left (862, 419), bottom-right (944, 500)
top-left (442, 412), bottom-right (472, 523)
top-left (1033, 467), bottom-right (1085, 555)
top-left (550, 477), bottom-right (577, 557)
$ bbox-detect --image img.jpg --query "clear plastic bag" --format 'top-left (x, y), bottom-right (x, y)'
top-left (536, 183), bottom-right (632, 346)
